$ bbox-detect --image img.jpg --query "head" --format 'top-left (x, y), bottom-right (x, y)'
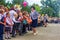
top-left (4, 7), bottom-right (9, 12)
top-left (10, 6), bottom-right (14, 10)
top-left (0, 5), bottom-right (4, 9)
top-left (23, 11), bottom-right (28, 16)
top-left (14, 13), bottom-right (18, 18)
top-left (19, 12), bottom-right (23, 16)
top-left (31, 6), bottom-right (35, 12)
top-left (0, 9), bottom-right (5, 14)
top-left (45, 14), bottom-right (48, 16)
top-left (6, 12), bottom-right (10, 17)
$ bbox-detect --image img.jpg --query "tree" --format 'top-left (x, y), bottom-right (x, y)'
top-left (41, 0), bottom-right (60, 17)
top-left (0, 0), bottom-right (6, 5)
top-left (5, 1), bottom-right (13, 9)
top-left (12, 0), bottom-right (24, 5)
top-left (22, 6), bottom-right (31, 13)
top-left (33, 4), bottom-right (41, 13)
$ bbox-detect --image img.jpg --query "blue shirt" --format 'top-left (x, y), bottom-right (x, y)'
top-left (30, 10), bottom-right (39, 20)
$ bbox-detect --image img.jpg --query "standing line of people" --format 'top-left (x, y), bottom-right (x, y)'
top-left (0, 5), bottom-right (48, 40)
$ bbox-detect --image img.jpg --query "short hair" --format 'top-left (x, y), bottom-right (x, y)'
top-left (31, 6), bottom-right (35, 10)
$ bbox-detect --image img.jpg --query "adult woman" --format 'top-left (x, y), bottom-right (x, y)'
top-left (30, 6), bottom-right (39, 35)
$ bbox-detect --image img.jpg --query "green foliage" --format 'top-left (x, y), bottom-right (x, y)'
top-left (41, 0), bottom-right (60, 17)
top-left (22, 6), bottom-right (31, 13)
top-left (0, 0), bottom-right (5, 5)
top-left (12, 0), bottom-right (24, 5)
top-left (5, 2), bottom-right (13, 9)
top-left (33, 4), bottom-right (41, 13)
top-left (41, 7), bottom-right (54, 16)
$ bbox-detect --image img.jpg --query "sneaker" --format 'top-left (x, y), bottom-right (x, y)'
top-left (33, 32), bottom-right (38, 35)
top-left (33, 33), bottom-right (37, 35)
top-left (8, 37), bottom-right (11, 39)
top-left (5, 37), bottom-right (8, 39)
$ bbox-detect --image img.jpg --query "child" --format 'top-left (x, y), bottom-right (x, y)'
top-left (12, 13), bottom-right (20, 37)
top-left (5, 12), bottom-right (14, 39)
top-left (22, 11), bottom-right (28, 34)
top-left (0, 9), bottom-right (6, 40)
top-left (26, 13), bottom-right (32, 31)
top-left (43, 14), bottom-right (48, 27)
top-left (18, 12), bottom-right (24, 35)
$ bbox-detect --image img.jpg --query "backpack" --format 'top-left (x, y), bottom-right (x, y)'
top-left (23, 20), bottom-right (27, 25)
top-left (1, 16), bottom-right (5, 23)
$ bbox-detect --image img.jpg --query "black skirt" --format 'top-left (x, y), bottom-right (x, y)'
top-left (32, 19), bottom-right (38, 28)
top-left (5, 27), bottom-right (11, 32)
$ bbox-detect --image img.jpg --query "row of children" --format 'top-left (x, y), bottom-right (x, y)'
top-left (6, 11), bottom-right (32, 39)
top-left (0, 5), bottom-right (32, 40)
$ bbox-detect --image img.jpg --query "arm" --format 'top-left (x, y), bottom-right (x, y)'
top-left (13, 18), bottom-right (19, 23)
top-left (6, 18), bottom-right (12, 26)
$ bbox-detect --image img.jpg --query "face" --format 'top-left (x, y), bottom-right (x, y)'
top-left (7, 13), bottom-right (10, 17)
top-left (31, 8), bottom-right (34, 12)
top-left (19, 12), bottom-right (22, 16)
top-left (14, 14), bottom-right (18, 18)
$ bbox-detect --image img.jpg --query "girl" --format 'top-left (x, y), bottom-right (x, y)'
top-left (18, 12), bottom-right (24, 35)
top-left (5, 12), bottom-right (14, 39)
top-left (0, 9), bottom-right (6, 40)
top-left (43, 14), bottom-right (48, 27)
top-left (26, 13), bottom-right (32, 31)
top-left (12, 13), bottom-right (19, 37)
top-left (22, 11), bottom-right (28, 34)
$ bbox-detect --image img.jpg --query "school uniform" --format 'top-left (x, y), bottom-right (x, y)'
top-left (12, 17), bottom-right (20, 37)
top-left (5, 17), bottom-right (14, 38)
top-left (6, 17), bottom-right (14, 32)
top-left (18, 16), bottom-right (25, 35)
top-left (44, 16), bottom-right (48, 23)
top-left (0, 14), bottom-right (5, 40)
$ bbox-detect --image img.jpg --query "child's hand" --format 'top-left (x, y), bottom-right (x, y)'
top-left (9, 24), bottom-right (13, 26)
top-left (3, 23), bottom-right (6, 26)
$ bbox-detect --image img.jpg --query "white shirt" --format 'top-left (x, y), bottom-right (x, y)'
top-left (4, 12), bottom-right (7, 17)
top-left (9, 10), bottom-right (17, 19)
top-left (0, 14), bottom-right (4, 21)
top-left (12, 16), bottom-right (20, 23)
top-left (6, 17), bottom-right (14, 27)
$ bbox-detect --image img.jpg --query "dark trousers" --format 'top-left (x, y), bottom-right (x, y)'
top-left (12, 23), bottom-right (20, 37)
top-left (19, 23), bottom-right (23, 35)
top-left (27, 24), bottom-right (32, 31)
top-left (0, 24), bottom-right (4, 40)
top-left (22, 24), bottom-right (27, 33)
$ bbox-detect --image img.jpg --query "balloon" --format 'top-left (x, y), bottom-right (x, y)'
top-left (23, 1), bottom-right (27, 7)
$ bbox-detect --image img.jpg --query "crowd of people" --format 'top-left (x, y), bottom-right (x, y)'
top-left (0, 5), bottom-right (48, 40)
